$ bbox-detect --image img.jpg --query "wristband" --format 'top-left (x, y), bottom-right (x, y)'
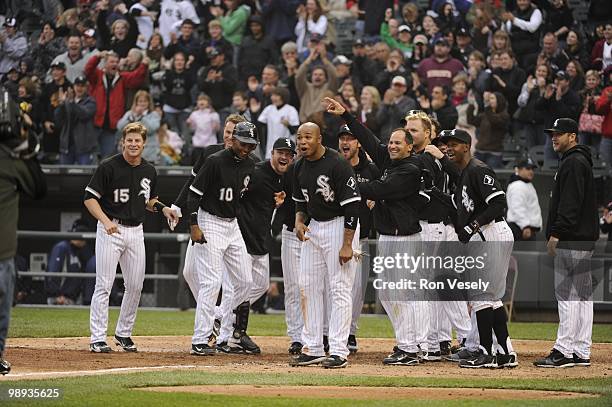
top-left (189, 212), bottom-right (198, 226)
top-left (153, 201), bottom-right (167, 213)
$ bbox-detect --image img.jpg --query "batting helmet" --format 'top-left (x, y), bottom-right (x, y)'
top-left (232, 121), bottom-right (259, 145)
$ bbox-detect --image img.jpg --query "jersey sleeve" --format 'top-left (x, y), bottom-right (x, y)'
top-left (258, 106), bottom-right (270, 124)
top-left (334, 160), bottom-right (361, 206)
top-left (291, 161), bottom-right (306, 203)
top-left (289, 107), bottom-right (300, 126)
top-left (190, 155), bottom-right (217, 197)
top-left (149, 168), bottom-right (159, 200)
top-left (475, 167), bottom-right (505, 205)
top-left (84, 162), bottom-right (110, 200)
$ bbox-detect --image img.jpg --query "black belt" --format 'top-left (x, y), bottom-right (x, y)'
top-left (284, 224), bottom-right (294, 232)
top-left (114, 218), bottom-right (141, 227)
top-left (494, 216), bottom-right (505, 223)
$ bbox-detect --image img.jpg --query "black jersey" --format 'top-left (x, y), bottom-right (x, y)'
top-left (353, 151), bottom-right (380, 239)
top-left (238, 160), bottom-right (283, 255)
top-left (174, 143), bottom-right (225, 209)
top-left (189, 148), bottom-right (255, 219)
top-left (452, 158), bottom-right (506, 228)
top-left (416, 150), bottom-right (453, 223)
top-left (84, 154), bottom-right (158, 224)
top-left (292, 148), bottom-right (361, 222)
top-left (279, 163), bottom-right (296, 231)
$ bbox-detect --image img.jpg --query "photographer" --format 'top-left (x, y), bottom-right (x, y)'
top-left (0, 90), bottom-right (47, 374)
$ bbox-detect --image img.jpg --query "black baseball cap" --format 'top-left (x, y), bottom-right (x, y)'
top-left (456, 27), bottom-right (471, 37)
top-left (515, 157), bottom-right (538, 169)
top-left (438, 128), bottom-right (471, 145)
top-left (3, 18), bottom-right (17, 28)
top-left (434, 37), bottom-right (450, 47)
top-left (207, 47), bottom-right (222, 57)
top-left (50, 61), bottom-right (66, 70)
top-left (337, 124), bottom-right (355, 138)
top-left (74, 75), bottom-right (88, 84)
top-left (555, 70), bottom-right (568, 80)
top-left (353, 38), bottom-right (364, 47)
top-left (273, 137), bottom-right (296, 154)
top-left (544, 118), bottom-right (578, 134)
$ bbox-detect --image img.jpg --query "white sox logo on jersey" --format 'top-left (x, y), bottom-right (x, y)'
top-left (240, 175), bottom-right (251, 197)
top-left (461, 185), bottom-right (474, 213)
top-left (316, 175), bottom-right (335, 202)
top-left (138, 178), bottom-right (151, 202)
top-left (346, 176), bottom-right (357, 190)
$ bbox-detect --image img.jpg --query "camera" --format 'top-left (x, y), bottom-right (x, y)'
top-left (0, 87), bottom-right (39, 159)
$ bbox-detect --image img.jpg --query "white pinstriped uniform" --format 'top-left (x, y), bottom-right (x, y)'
top-left (191, 210), bottom-right (252, 344)
top-left (281, 225), bottom-right (304, 343)
top-left (299, 217), bottom-right (360, 358)
top-left (90, 221), bottom-right (145, 343)
top-left (182, 241), bottom-right (198, 299)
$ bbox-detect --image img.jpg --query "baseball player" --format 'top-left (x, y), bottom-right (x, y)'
top-left (534, 118), bottom-right (598, 368)
top-left (186, 121), bottom-right (260, 355)
top-left (214, 138), bottom-right (296, 353)
top-left (84, 122), bottom-right (178, 353)
top-left (337, 124), bottom-right (380, 353)
top-left (435, 129), bottom-right (517, 369)
top-left (290, 122), bottom-right (361, 369)
top-left (325, 97), bottom-right (426, 366)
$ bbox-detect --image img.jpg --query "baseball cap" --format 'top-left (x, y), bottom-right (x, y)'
top-left (353, 38), bottom-right (364, 47)
top-left (310, 33), bottom-right (324, 43)
top-left (83, 28), bottom-right (96, 37)
top-left (50, 61), bottom-right (66, 70)
top-left (337, 124), bottom-right (355, 138)
top-left (3, 18), bottom-right (17, 28)
top-left (456, 27), bottom-right (471, 37)
top-left (7, 66), bottom-right (18, 74)
top-left (207, 47), bottom-right (222, 57)
top-left (434, 37), bottom-right (450, 47)
top-left (544, 118), bottom-right (578, 134)
top-left (398, 25), bottom-right (411, 33)
top-left (515, 157), bottom-right (538, 169)
top-left (181, 18), bottom-right (196, 27)
top-left (73, 75), bottom-right (88, 85)
top-left (414, 34), bottom-right (428, 45)
top-left (273, 137), bottom-right (296, 154)
top-left (438, 128), bottom-right (471, 145)
top-left (392, 76), bottom-right (407, 86)
top-left (333, 55), bottom-right (352, 66)
top-left (555, 70), bottom-right (568, 80)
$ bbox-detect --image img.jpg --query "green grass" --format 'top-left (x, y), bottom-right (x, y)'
top-left (0, 371), bottom-right (610, 406)
top-left (8, 307), bottom-right (612, 342)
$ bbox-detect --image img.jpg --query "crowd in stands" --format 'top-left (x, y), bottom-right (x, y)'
top-left (0, 0), bottom-right (611, 170)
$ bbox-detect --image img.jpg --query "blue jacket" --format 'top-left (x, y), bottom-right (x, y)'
top-left (45, 241), bottom-right (93, 299)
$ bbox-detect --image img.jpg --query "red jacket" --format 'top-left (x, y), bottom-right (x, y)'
top-left (590, 39), bottom-right (611, 70)
top-left (596, 86), bottom-right (612, 139)
top-left (84, 54), bottom-right (147, 129)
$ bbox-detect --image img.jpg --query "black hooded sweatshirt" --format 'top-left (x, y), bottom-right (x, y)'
top-left (546, 145), bottom-right (599, 248)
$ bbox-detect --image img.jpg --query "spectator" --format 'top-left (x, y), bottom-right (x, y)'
top-left (435, 1), bottom-right (457, 35)
top-left (502, 0), bottom-right (543, 67)
top-left (600, 201), bottom-right (612, 247)
top-left (294, 45), bottom-right (337, 122)
top-left (85, 50), bottom-right (148, 158)
top-left (96, 3), bottom-right (139, 58)
top-left (410, 34), bottom-right (430, 70)
top-left (506, 158), bottom-right (542, 241)
top-left (161, 52), bottom-right (195, 142)
top-left (542, 0), bottom-right (574, 44)
top-left (257, 64), bottom-right (282, 106)
top-left (0, 18), bottom-right (28, 79)
top-left (516, 63), bottom-right (551, 148)
top-left (122, 48), bottom-right (149, 109)
top-left (117, 90), bottom-right (162, 163)
top-left (451, 73), bottom-right (472, 128)
top-left (187, 93), bottom-right (221, 164)
top-left (200, 19), bottom-right (234, 68)
top-left (158, 0), bottom-right (200, 46)
top-left (371, 42), bottom-right (391, 72)
top-left (130, 0), bottom-right (157, 50)
top-left (539, 32), bottom-right (570, 73)
top-left (54, 76), bottom-right (97, 165)
top-left (31, 22), bottom-right (66, 78)
top-left (16, 78), bottom-right (42, 131)
top-left (578, 70), bottom-right (604, 148)
top-left (197, 47), bottom-right (238, 111)
top-left (297, 32), bottom-right (334, 65)
top-left (417, 38), bottom-right (464, 94)
top-left (40, 61), bottom-right (72, 161)
top-left (332, 55), bottom-right (361, 93)
top-left (381, 16), bottom-right (414, 61)
top-left (421, 14), bottom-right (440, 39)
top-left (489, 29), bottom-right (512, 58)
top-left (163, 19), bottom-right (200, 68)
top-left (210, 0), bottom-right (251, 66)
top-left (230, 91), bottom-right (255, 122)
top-left (470, 3), bottom-right (498, 55)
top-left (278, 40), bottom-right (299, 85)
top-left (350, 38), bottom-right (376, 86)
top-left (453, 27), bottom-right (475, 67)
top-left (564, 30), bottom-right (591, 70)
top-left (146, 33), bottom-right (165, 100)
top-left (591, 23), bottom-right (612, 71)
top-left (468, 91), bottom-right (510, 168)
top-left (400, 2), bottom-right (421, 31)
top-left (467, 50), bottom-right (490, 109)
top-left (238, 15), bottom-right (279, 82)
top-left (595, 84), bottom-right (612, 165)
top-left (82, 29), bottom-right (99, 54)
top-left (565, 60), bottom-right (584, 93)
top-left (358, 85), bottom-right (381, 136)
top-left (427, 84), bottom-right (459, 131)
top-left (486, 50), bottom-right (526, 116)
top-left (536, 70), bottom-right (582, 160)
top-left (1, 67), bottom-right (20, 99)
top-left (377, 75), bottom-right (418, 142)
top-left (257, 86), bottom-right (299, 159)
top-left (374, 48), bottom-right (409, 96)
top-left (45, 221), bottom-right (94, 305)
top-left (360, 0), bottom-right (394, 39)
top-left (260, 0), bottom-right (300, 48)
top-left (338, 81), bottom-right (359, 115)
top-left (49, 33), bottom-right (89, 83)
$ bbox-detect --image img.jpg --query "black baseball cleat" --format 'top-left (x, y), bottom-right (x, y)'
top-left (90, 341), bottom-right (112, 353)
top-left (228, 333), bottom-right (261, 354)
top-left (288, 341), bottom-right (303, 355)
top-left (496, 352), bottom-right (518, 368)
top-left (533, 349), bottom-right (575, 368)
top-left (209, 319), bottom-right (221, 343)
top-left (573, 353), bottom-right (591, 367)
top-left (114, 335), bottom-right (137, 352)
top-left (322, 355), bottom-right (348, 369)
top-left (0, 357), bottom-right (10, 375)
top-left (348, 334), bottom-right (358, 354)
top-left (440, 341), bottom-right (451, 356)
top-left (216, 341), bottom-right (230, 353)
top-left (383, 348), bottom-right (419, 366)
top-left (422, 351), bottom-right (442, 362)
top-left (445, 348), bottom-right (480, 362)
top-left (191, 343), bottom-right (216, 356)
top-left (323, 335), bottom-right (329, 354)
top-left (459, 352), bottom-right (497, 368)
top-left (290, 353), bottom-right (326, 366)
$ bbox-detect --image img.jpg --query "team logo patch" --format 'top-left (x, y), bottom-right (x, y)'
top-left (346, 176), bottom-right (356, 190)
top-left (483, 175), bottom-right (494, 186)
top-left (462, 185), bottom-right (474, 213)
top-left (138, 178), bottom-right (151, 202)
top-left (241, 175), bottom-right (251, 197)
top-left (316, 175), bottom-right (335, 202)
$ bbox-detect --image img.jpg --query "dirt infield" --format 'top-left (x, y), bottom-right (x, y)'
top-left (140, 384), bottom-right (597, 400)
top-left (3, 336), bottom-right (611, 382)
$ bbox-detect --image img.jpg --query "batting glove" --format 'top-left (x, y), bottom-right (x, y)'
top-left (458, 220), bottom-right (480, 244)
